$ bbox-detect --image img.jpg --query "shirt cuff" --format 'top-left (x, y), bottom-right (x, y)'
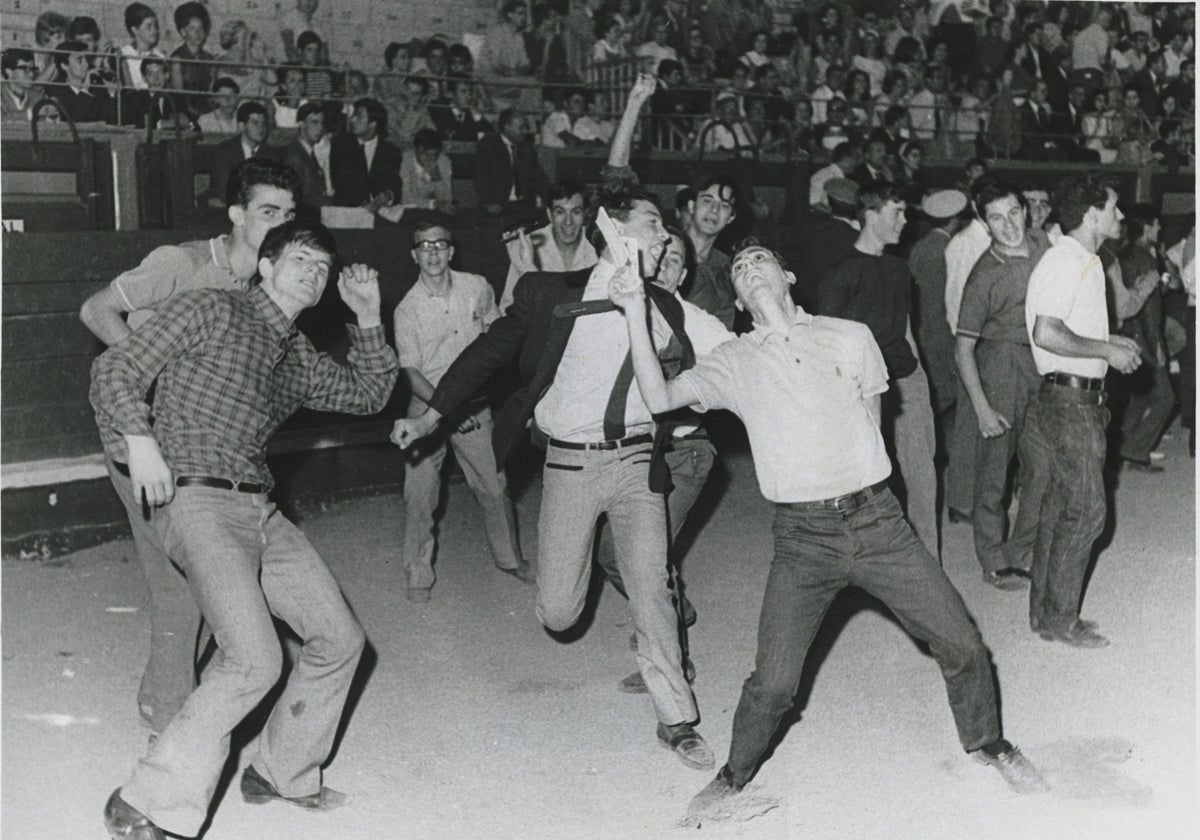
top-left (347, 322), bottom-right (388, 351)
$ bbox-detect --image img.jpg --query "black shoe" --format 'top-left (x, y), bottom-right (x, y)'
top-left (497, 561), bottom-right (536, 584)
top-left (656, 722), bottom-right (714, 770)
top-left (103, 789), bottom-right (164, 840)
top-left (982, 568), bottom-right (1030, 591)
top-left (1036, 620), bottom-right (1109, 649)
top-left (241, 765), bottom-right (347, 811)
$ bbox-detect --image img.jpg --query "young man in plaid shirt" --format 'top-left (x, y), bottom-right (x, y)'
top-left (94, 219), bottom-right (398, 840)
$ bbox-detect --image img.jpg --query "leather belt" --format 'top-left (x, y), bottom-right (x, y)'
top-left (175, 476), bottom-right (269, 494)
top-left (1043, 372), bottom-right (1104, 392)
top-left (113, 462), bottom-right (268, 494)
top-left (784, 479), bottom-right (889, 513)
top-left (548, 433), bottom-right (653, 451)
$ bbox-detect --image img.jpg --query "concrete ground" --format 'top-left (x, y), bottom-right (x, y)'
top-left (2, 425), bottom-right (1195, 840)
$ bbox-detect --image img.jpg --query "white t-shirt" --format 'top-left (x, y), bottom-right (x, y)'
top-left (1025, 235), bottom-right (1110, 378)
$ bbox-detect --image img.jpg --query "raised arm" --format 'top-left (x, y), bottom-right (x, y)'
top-left (607, 74), bottom-right (657, 169)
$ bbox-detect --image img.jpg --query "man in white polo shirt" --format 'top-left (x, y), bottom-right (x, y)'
top-left (1020, 176), bottom-right (1142, 649)
top-left (608, 238), bottom-right (1047, 820)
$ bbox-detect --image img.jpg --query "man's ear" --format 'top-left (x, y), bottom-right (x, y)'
top-left (228, 203), bottom-right (244, 228)
top-left (257, 256), bottom-right (274, 281)
top-left (734, 297), bottom-right (744, 311)
top-left (784, 269), bottom-right (797, 286)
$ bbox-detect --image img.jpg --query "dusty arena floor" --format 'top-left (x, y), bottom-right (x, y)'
top-left (2, 426), bottom-right (1195, 840)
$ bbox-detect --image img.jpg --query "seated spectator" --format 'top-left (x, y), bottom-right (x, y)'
top-left (849, 131), bottom-right (894, 184)
top-left (389, 75), bottom-right (436, 147)
top-left (1163, 59), bottom-right (1194, 112)
top-left (33, 11), bottom-right (69, 85)
top-left (752, 63), bottom-right (790, 122)
top-left (810, 63), bottom-right (846, 125)
top-left (414, 38), bottom-right (449, 99)
top-left (198, 77), bottom-right (241, 134)
top-left (480, 0), bottom-right (541, 114)
top-left (878, 104), bottom-right (910, 154)
top-left (295, 30), bottom-right (332, 99)
top-left (68, 16), bottom-right (114, 79)
top-left (680, 22), bottom-right (716, 84)
top-left (399, 127), bottom-right (455, 215)
top-left (590, 16), bottom-right (628, 73)
top-left (894, 139), bottom-right (925, 203)
top-left (201, 101), bottom-right (274, 208)
top-left (1114, 85), bottom-right (1157, 165)
top-left (170, 2), bottom-right (215, 119)
top-left (343, 69), bottom-right (371, 120)
top-left (872, 69), bottom-right (910, 126)
top-left (330, 97), bottom-right (402, 208)
top-left (815, 97), bottom-right (857, 151)
top-left (540, 87), bottom-right (608, 147)
top-left (270, 64), bottom-right (307, 128)
top-left (1053, 79), bottom-right (1099, 162)
top-left (650, 58), bottom-right (706, 149)
top-left (280, 100), bottom-right (329, 215)
top-left (113, 55), bottom-right (190, 129)
top-left (1017, 78), bottom-right (1061, 160)
top-left (908, 65), bottom-right (948, 141)
top-left (1081, 87), bottom-right (1118, 163)
top-left (845, 68), bottom-right (872, 129)
top-left (809, 140), bottom-right (858, 209)
top-left (791, 98), bottom-right (816, 155)
top-left (586, 89), bottom-right (616, 143)
top-left (446, 44), bottom-right (496, 115)
top-left (280, 0), bottom-right (323, 63)
top-left (1151, 118), bottom-right (1190, 169)
top-left (375, 41), bottom-right (414, 108)
top-left (950, 75), bottom-right (993, 158)
top-left (217, 20), bottom-right (276, 103)
top-left (118, 3), bottom-right (165, 90)
top-left (1162, 29), bottom-right (1189, 80)
top-left (474, 108), bottom-right (549, 220)
top-left (885, 4), bottom-right (923, 59)
top-left (429, 77), bottom-right (493, 141)
top-left (1, 48), bottom-right (43, 121)
top-left (49, 41), bottom-right (113, 123)
top-left (636, 17), bottom-right (678, 74)
top-left (851, 29), bottom-right (887, 94)
top-left (694, 90), bottom-right (756, 156)
top-left (739, 30), bottom-right (770, 71)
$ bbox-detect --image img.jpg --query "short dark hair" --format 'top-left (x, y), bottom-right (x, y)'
top-left (548, 179), bottom-right (585, 204)
top-left (1, 48), bottom-right (34, 75)
top-left (1123, 203), bottom-right (1158, 242)
top-left (412, 219), bottom-right (452, 243)
top-left (447, 43), bottom-right (473, 66)
top-left (53, 41), bottom-right (87, 71)
top-left (691, 172), bottom-right (740, 207)
top-left (236, 100), bottom-right (268, 123)
top-left (412, 127), bottom-right (442, 151)
top-left (584, 182), bottom-right (661, 252)
top-left (657, 58), bottom-right (683, 77)
top-left (831, 140), bottom-right (856, 165)
top-left (297, 30), bottom-right (322, 51)
top-left (124, 2), bottom-right (157, 34)
top-left (278, 62), bottom-right (306, 82)
top-left (296, 100), bottom-right (323, 122)
top-left (422, 38), bottom-right (447, 59)
top-left (857, 179), bottom-right (904, 218)
top-left (384, 41), bottom-right (407, 69)
top-left (213, 75), bottom-right (240, 94)
top-left (674, 186), bottom-right (694, 212)
top-left (258, 218), bottom-right (337, 264)
top-left (226, 158), bottom-right (301, 208)
top-left (173, 2), bottom-right (210, 33)
top-left (972, 177), bottom-right (1020, 218)
top-left (141, 55), bottom-right (166, 74)
top-left (405, 74), bottom-right (429, 96)
top-left (1053, 174), bottom-right (1117, 234)
top-left (496, 107), bottom-right (519, 133)
top-left (67, 16), bottom-right (101, 41)
top-left (657, 223), bottom-right (697, 287)
top-left (882, 104), bottom-right (908, 129)
top-left (730, 235), bottom-right (788, 270)
top-left (35, 11), bottom-right (70, 45)
top-left (355, 97), bottom-right (388, 136)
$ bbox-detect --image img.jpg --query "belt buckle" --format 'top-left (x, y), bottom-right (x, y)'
top-left (830, 492), bottom-right (856, 512)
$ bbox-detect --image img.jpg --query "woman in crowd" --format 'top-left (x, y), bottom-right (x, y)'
top-left (119, 3), bottom-right (165, 90)
top-left (844, 68), bottom-right (872, 130)
top-left (215, 20), bottom-right (276, 104)
top-left (1083, 87), bottom-right (1119, 163)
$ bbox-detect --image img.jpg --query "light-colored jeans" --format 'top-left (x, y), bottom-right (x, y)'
top-left (105, 457), bottom-right (201, 734)
top-left (402, 406), bottom-right (523, 591)
top-left (121, 486), bottom-right (364, 837)
top-left (537, 439), bottom-right (698, 726)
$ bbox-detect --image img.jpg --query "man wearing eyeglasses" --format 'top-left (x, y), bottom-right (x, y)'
top-left (390, 223), bottom-right (531, 602)
top-left (1, 48), bottom-right (44, 121)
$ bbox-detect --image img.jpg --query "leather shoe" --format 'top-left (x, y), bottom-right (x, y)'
top-left (497, 561), bottom-right (536, 584)
top-left (982, 568), bottom-right (1030, 591)
top-left (1036, 620), bottom-right (1109, 648)
top-left (1122, 457), bottom-right (1164, 473)
top-left (103, 789), bottom-right (164, 840)
top-left (974, 741), bottom-right (1049, 793)
top-left (657, 722), bottom-right (714, 770)
top-left (241, 765), bottom-right (348, 811)
top-left (686, 767), bottom-right (741, 820)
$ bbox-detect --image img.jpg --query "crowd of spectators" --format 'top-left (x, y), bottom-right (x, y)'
top-left (1, 1), bottom-right (1194, 214)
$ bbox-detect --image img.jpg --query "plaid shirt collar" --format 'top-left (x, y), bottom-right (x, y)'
top-left (249, 285), bottom-right (298, 341)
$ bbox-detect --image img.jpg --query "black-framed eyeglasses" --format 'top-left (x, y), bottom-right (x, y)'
top-left (413, 239), bottom-right (452, 252)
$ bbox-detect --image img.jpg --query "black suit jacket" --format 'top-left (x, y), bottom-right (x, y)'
top-left (428, 97), bottom-right (493, 141)
top-left (111, 89), bottom-right (186, 128)
top-left (1128, 69), bottom-right (1161, 119)
top-left (329, 132), bottom-right (404, 207)
top-left (790, 213), bottom-right (860, 309)
top-left (1017, 101), bottom-right (1057, 159)
top-left (280, 138), bottom-right (329, 212)
top-left (46, 84), bottom-right (110, 123)
top-left (202, 135), bottom-right (278, 207)
top-left (427, 267), bottom-right (691, 467)
top-left (473, 131), bottom-right (549, 209)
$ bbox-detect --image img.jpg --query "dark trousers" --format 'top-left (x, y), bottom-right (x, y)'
top-left (971, 341), bottom-right (1041, 573)
top-left (724, 488), bottom-right (1000, 787)
top-left (1119, 362), bottom-right (1176, 462)
top-left (1019, 381), bottom-right (1109, 632)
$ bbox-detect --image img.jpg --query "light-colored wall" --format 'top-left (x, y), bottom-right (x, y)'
top-left (3, 0), bottom-right (503, 71)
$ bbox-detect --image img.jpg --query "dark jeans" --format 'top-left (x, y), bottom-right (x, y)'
top-left (1119, 362), bottom-right (1176, 463)
top-left (1019, 381), bottom-right (1109, 633)
top-left (724, 488), bottom-right (1000, 787)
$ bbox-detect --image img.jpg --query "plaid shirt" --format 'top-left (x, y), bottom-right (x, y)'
top-left (91, 285), bottom-right (398, 489)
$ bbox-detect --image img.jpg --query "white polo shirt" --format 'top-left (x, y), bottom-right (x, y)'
top-left (1025, 235), bottom-right (1109, 379)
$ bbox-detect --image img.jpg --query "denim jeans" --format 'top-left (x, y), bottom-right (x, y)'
top-left (401, 406), bottom-right (523, 591)
top-left (594, 436), bottom-right (716, 627)
top-left (946, 380), bottom-right (980, 515)
top-left (537, 440), bottom-right (698, 726)
top-left (1119, 363), bottom-right (1175, 463)
top-left (105, 457), bottom-right (202, 734)
top-left (970, 341), bottom-right (1041, 573)
top-left (121, 486), bottom-right (365, 837)
top-left (1019, 381), bottom-right (1109, 632)
top-left (724, 489), bottom-right (999, 787)
top-left (891, 366), bottom-right (940, 559)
